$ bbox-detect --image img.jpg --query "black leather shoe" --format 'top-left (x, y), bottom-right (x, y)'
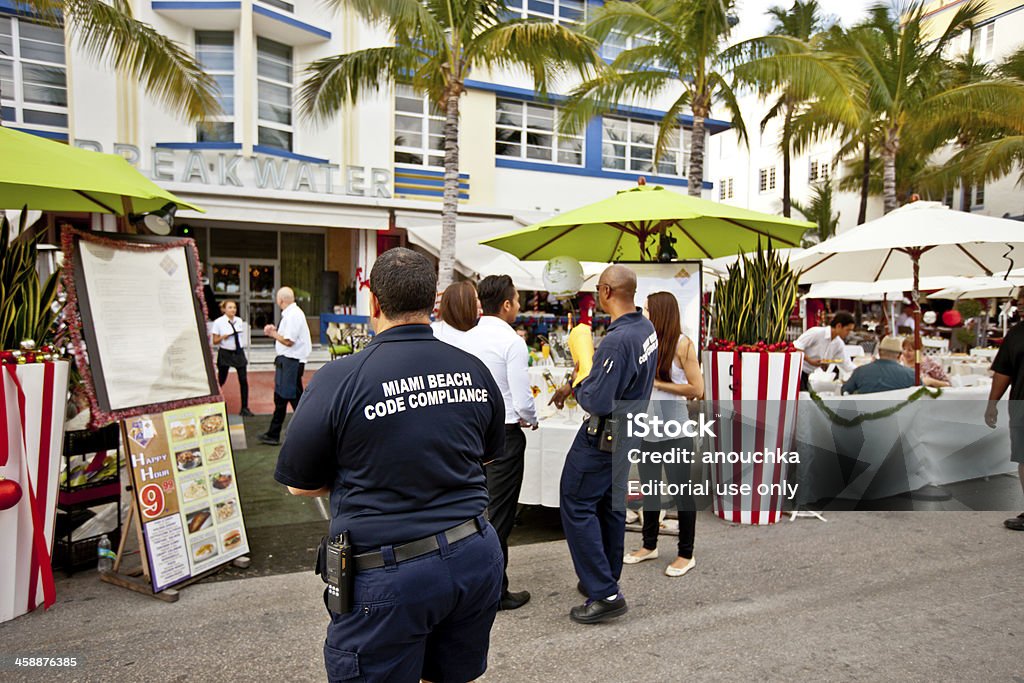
top-left (256, 433), bottom-right (280, 446)
top-left (1005, 515), bottom-right (1024, 531)
top-left (240, 408), bottom-right (254, 417)
top-left (570, 595), bottom-right (627, 624)
top-left (499, 590), bottom-right (531, 610)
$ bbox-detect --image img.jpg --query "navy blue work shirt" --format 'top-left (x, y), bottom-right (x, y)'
top-left (274, 324), bottom-right (505, 552)
top-left (841, 358), bottom-right (915, 395)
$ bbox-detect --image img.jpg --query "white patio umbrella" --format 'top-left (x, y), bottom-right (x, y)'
top-left (802, 277), bottom-right (968, 301)
top-left (791, 201), bottom-right (1024, 383)
top-left (927, 276), bottom-right (1024, 300)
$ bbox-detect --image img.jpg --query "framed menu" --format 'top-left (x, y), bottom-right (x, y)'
top-left (62, 227), bottom-right (219, 427)
top-left (122, 402), bottom-right (249, 591)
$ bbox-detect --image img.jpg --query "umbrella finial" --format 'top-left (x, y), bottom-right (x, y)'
top-left (637, 176), bottom-right (647, 186)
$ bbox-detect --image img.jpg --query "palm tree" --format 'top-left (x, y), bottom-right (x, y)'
top-left (792, 180), bottom-right (838, 245)
top-left (2, 1), bottom-right (219, 122)
top-left (761, 0), bottom-right (828, 217)
top-left (563, 0), bottom-right (855, 201)
top-left (298, 0), bottom-right (597, 290)
top-left (838, 1), bottom-right (1024, 214)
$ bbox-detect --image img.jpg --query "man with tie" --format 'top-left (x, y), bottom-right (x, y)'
top-left (211, 300), bottom-right (253, 417)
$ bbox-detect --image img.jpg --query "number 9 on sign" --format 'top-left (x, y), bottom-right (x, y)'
top-left (139, 484), bottom-right (164, 518)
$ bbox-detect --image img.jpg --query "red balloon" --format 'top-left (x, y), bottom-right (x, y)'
top-left (0, 476), bottom-right (22, 511)
top-left (942, 310), bottom-right (963, 327)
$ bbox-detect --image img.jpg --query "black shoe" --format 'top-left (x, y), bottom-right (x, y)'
top-left (240, 408), bottom-right (254, 417)
top-left (1005, 516), bottom-right (1024, 531)
top-left (570, 594), bottom-right (628, 624)
top-left (498, 590), bottom-right (531, 611)
top-left (256, 433), bottom-right (280, 446)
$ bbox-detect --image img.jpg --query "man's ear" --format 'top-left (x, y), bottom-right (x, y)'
top-left (370, 292), bottom-right (382, 319)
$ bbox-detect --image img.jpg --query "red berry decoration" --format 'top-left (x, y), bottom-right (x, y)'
top-left (0, 476), bottom-right (22, 511)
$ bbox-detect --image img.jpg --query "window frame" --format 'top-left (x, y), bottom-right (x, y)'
top-left (759, 167), bottom-right (777, 193)
top-left (502, 0), bottom-right (586, 26)
top-left (601, 115), bottom-right (691, 177)
top-left (0, 16), bottom-right (68, 133)
top-left (195, 30), bottom-right (236, 143)
top-left (393, 84), bottom-right (446, 169)
top-left (494, 97), bottom-right (584, 167)
top-left (256, 36), bottom-right (294, 152)
top-left (719, 177), bottom-right (734, 200)
top-left (808, 157), bottom-right (830, 184)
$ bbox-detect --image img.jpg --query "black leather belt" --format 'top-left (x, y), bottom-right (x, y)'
top-left (354, 516), bottom-right (485, 571)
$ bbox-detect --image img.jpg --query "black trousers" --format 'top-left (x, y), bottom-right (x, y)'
top-left (266, 364), bottom-right (305, 439)
top-left (485, 424), bottom-right (526, 595)
top-left (636, 439), bottom-right (696, 560)
top-left (217, 364), bottom-right (249, 410)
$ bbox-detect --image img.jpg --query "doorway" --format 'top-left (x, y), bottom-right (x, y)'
top-left (210, 259), bottom-right (280, 341)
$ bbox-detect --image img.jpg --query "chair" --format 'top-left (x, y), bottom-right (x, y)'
top-left (326, 322), bottom-right (353, 360)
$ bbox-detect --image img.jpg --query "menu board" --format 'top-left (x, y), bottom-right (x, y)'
top-left (123, 402), bottom-right (249, 591)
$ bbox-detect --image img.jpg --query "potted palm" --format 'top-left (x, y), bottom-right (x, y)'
top-left (1, 212), bottom-right (67, 621)
top-left (703, 241), bottom-right (802, 525)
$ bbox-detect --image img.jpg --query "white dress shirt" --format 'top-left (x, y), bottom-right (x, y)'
top-left (431, 320), bottom-right (467, 347)
top-left (211, 315), bottom-right (248, 350)
top-left (276, 302), bottom-right (311, 362)
top-left (794, 326), bottom-right (855, 375)
top-left (460, 316), bottom-right (538, 426)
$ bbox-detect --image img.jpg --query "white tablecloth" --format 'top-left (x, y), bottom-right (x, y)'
top-left (520, 418), bottom-right (580, 507)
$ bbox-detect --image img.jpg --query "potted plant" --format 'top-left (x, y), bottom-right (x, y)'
top-left (703, 241), bottom-right (803, 525)
top-left (1, 211), bottom-right (68, 621)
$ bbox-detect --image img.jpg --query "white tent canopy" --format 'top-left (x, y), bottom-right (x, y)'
top-left (803, 277), bottom-right (969, 301)
top-left (928, 276), bottom-right (1024, 300)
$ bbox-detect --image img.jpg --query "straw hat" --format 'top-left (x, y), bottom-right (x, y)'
top-left (878, 336), bottom-right (905, 354)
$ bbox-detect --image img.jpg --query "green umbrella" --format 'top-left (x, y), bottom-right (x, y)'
top-left (0, 126), bottom-right (202, 214)
top-left (482, 183), bottom-right (812, 261)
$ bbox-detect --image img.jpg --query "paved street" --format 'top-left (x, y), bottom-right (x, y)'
top-left (2, 510), bottom-right (1021, 682)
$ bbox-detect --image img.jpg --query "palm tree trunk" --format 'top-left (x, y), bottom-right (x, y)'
top-left (781, 105), bottom-right (793, 218)
top-left (882, 128), bottom-right (899, 214)
top-left (436, 89), bottom-right (461, 292)
top-left (858, 140), bottom-right (870, 224)
top-left (688, 113), bottom-right (706, 198)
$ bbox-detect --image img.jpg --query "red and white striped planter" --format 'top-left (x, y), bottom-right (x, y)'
top-left (703, 350), bottom-right (802, 525)
top-left (0, 361), bottom-right (69, 623)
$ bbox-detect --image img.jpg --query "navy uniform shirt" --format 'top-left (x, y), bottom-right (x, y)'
top-left (571, 311), bottom-right (659, 454)
top-left (274, 324), bottom-right (505, 552)
top-left (841, 358), bottom-right (915, 395)
top-left (992, 321), bottom-right (1024, 400)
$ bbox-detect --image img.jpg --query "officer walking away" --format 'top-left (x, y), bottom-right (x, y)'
top-left (551, 265), bottom-right (658, 624)
top-left (986, 316), bottom-right (1024, 532)
top-left (258, 286), bottom-right (311, 446)
top-left (274, 248), bottom-right (506, 681)
top-left (461, 274), bottom-right (538, 611)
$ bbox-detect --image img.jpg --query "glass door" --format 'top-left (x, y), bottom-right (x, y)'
top-left (209, 259), bottom-right (279, 342)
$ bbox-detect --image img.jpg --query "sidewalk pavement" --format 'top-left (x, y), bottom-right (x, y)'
top-left (1, 511), bottom-right (1021, 682)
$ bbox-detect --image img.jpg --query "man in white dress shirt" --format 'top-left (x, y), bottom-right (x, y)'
top-left (460, 274), bottom-right (537, 611)
top-left (258, 286), bottom-right (312, 446)
top-left (794, 311), bottom-right (857, 392)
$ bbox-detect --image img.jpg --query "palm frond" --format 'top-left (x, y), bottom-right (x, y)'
top-left (298, 46), bottom-right (418, 122)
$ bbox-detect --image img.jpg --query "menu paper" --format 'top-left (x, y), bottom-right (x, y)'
top-left (77, 240), bottom-right (212, 410)
top-left (124, 402), bottom-right (250, 591)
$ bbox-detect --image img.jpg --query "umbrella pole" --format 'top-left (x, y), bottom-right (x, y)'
top-left (913, 250), bottom-right (922, 386)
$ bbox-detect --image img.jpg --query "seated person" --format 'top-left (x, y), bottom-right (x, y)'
top-left (842, 336), bottom-right (916, 395)
top-left (901, 338), bottom-right (950, 388)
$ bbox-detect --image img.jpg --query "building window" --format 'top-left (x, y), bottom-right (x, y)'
top-left (601, 30), bottom-right (666, 68)
top-left (602, 116), bottom-right (690, 176)
top-left (258, 0), bottom-right (294, 11)
top-left (759, 167), bottom-right (777, 193)
top-left (719, 178), bottom-right (734, 200)
top-left (256, 37), bottom-right (293, 151)
top-left (971, 23), bottom-right (995, 61)
top-left (809, 157), bottom-right (830, 183)
top-left (0, 17), bottom-right (68, 132)
top-left (495, 98), bottom-right (583, 166)
top-left (503, 0), bottom-right (585, 25)
top-left (394, 84), bottom-right (445, 168)
top-left (195, 31), bottom-right (234, 143)
top-left (974, 182), bottom-right (985, 208)
top-left (943, 187), bottom-right (954, 208)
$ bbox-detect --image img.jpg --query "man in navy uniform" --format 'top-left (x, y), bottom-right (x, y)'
top-left (274, 248), bottom-right (506, 682)
top-left (552, 265), bottom-right (658, 624)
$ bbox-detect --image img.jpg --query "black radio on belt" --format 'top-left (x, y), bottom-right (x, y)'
top-left (587, 414), bottom-right (618, 453)
top-left (317, 531), bottom-right (354, 614)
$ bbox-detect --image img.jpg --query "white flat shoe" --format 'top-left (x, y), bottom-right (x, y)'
top-left (664, 557), bottom-right (696, 577)
top-left (623, 549), bottom-right (659, 564)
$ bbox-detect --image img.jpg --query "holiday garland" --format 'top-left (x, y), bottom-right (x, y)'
top-left (808, 386), bottom-right (943, 426)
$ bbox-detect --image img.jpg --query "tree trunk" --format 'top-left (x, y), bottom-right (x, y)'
top-left (436, 89), bottom-right (461, 292)
top-left (882, 127), bottom-right (899, 214)
top-left (858, 140), bottom-right (870, 224)
top-left (781, 105), bottom-right (793, 218)
top-left (688, 113), bottom-right (706, 198)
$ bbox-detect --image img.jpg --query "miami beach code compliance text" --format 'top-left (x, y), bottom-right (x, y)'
top-left (365, 373), bottom-right (489, 420)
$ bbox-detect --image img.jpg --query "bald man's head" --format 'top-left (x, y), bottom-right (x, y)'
top-left (598, 265), bottom-right (637, 301)
top-left (276, 286), bottom-right (295, 308)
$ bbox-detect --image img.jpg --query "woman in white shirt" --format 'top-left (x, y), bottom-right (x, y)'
top-left (431, 281), bottom-right (480, 345)
top-left (624, 291), bottom-right (704, 577)
top-left (211, 300), bottom-right (253, 416)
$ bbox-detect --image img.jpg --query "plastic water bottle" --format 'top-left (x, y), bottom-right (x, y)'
top-left (97, 534), bottom-right (114, 574)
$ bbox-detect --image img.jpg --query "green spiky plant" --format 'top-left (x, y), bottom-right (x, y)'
top-left (1, 212), bottom-right (61, 350)
top-left (710, 240), bottom-right (800, 348)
